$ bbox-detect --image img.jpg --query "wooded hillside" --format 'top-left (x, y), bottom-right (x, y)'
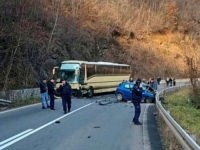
top-left (0, 0), bottom-right (200, 90)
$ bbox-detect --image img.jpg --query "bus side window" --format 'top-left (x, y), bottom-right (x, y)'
top-left (105, 66), bottom-right (113, 74)
top-left (96, 65), bottom-right (105, 74)
top-left (121, 66), bottom-right (125, 74)
top-left (114, 66), bottom-right (120, 74)
top-left (127, 66), bottom-right (130, 74)
top-left (86, 64), bottom-right (95, 78)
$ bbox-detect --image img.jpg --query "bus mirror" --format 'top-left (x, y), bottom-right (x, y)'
top-left (52, 67), bottom-right (58, 75)
top-left (52, 68), bottom-right (55, 75)
top-left (75, 69), bottom-right (78, 75)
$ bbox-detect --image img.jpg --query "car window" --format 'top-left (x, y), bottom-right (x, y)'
top-left (124, 84), bottom-right (134, 89)
top-left (143, 85), bottom-right (154, 93)
top-left (124, 84), bottom-right (130, 89)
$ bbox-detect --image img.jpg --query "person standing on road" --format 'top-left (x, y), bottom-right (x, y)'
top-left (129, 77), bottom-right (134, 82)
top-left (157, 76), bottom-right (161, 85)
top-left (47, 78), bottom-right (56, 110)
top-left (58, 80), bottom-right (72, 114)
top-left (173, 77), bottom-right (176, 86)
top-left (153, 79), bottom-right (158, 90)
top-left (39, 78), bottom-right (50, 109)
top-left (132, 78), bottom-right (143, 125)
top-left (149, 78), bottom-right (154, 88)
top-left (169, 77), bottom-right (173, 86)
top-left (166, 77), bottom-right (169, 87)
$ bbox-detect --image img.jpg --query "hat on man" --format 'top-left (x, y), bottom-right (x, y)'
top-left (41, 77), bottom-right (46, 81)
top-left (136, 78), bottom-right (142, 84)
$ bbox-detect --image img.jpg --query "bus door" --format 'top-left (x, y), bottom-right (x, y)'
top-left (79, 64), bottom-right (85, 85)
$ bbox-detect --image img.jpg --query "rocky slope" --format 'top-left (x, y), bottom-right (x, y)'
top-left (0, 0), bottom-right (200, 90)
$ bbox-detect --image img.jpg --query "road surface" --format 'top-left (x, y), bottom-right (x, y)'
top-left (0, 84), bottom-right (171, 150)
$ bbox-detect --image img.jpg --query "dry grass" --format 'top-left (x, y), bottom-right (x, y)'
top-left (164, 88), bottom-right (200, 145)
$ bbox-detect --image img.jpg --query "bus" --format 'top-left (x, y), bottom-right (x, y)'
top-left (52, 60), bottom-right (131, 97)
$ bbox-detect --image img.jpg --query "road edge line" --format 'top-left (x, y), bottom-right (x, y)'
top-left (143, 104), bottom-right (151, 150)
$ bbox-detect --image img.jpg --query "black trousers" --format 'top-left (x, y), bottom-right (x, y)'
top-left (49, 94), bottom-right (55, 109)
top-left (62, 95), bottom-right (71, 112)
top-left (133, 101), bottom-right (141, 123)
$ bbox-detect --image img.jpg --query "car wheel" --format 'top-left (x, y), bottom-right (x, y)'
top-left (145, 97), bottom-right (153, 103)
top-left (87, 87), bottom-right (94, 98)
top-left (116, 93), bottom-right (123, 101)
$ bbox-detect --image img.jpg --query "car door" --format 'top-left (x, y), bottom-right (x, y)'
top-left (122, 83), bottom-right (132, 100)
top-left (126, 84), bottom-right (133, 100)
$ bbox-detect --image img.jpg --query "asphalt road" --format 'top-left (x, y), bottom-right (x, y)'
top-left (0, 84), bottom-right (172, 150)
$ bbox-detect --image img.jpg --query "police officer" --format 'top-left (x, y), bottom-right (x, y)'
top-left (58, 80), bottom-right (72, 114)
top-left (132, 78), bottom-right (143, 125)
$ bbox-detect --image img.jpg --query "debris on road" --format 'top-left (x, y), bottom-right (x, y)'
top-left (55, 120), bottom-right (60, 123)
top-left (87, 136), bottom-right (91, 138)
top-left (96, 97), bottom-right (117, 105)
top-left (94, 126), bottom-right (100, 128)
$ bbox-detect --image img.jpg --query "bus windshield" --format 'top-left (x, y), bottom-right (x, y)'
top-left (57, 63), bottom-right (80, 83)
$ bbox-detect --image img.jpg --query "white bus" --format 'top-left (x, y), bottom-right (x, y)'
top-left (53, 60), bottom-right (131, 97)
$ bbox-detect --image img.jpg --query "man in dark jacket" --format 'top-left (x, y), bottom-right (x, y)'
top-left (39, 78), bottom-right (50, 109)
top-left (169, 77), bottom-right (173, 86)
top-left (132, 78), bottom-right (143, 125)
top-left (58, 80), bottom-right (72, 114)
top-left (47, 78), bottom-right (55, 110)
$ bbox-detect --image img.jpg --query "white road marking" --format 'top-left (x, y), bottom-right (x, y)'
top-left (0, 102), bottom-right (94, 149)
top-left (142, 104), bottom-right (151, 150)
top-left (0, 129), bottom-right (33, 146)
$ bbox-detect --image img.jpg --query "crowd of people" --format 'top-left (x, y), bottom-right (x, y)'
top-left (127, 76), bottom-right (176, 90)
top-left (165, 77), bottom-right (176, 87)
top-left (39, 78), bottom-right (71, 114)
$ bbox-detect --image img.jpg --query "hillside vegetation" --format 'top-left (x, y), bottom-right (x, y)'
top-left (0, 0), bottom-right (200, 90)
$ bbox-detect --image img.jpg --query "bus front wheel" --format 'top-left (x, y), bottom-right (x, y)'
top-left (87, 87), bottom-right (94, 98)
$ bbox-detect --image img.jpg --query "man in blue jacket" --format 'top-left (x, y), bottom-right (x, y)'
top-left (58, 80), bottom-right (72, 114)
top-left (132, 78), bottom-right (143, 125)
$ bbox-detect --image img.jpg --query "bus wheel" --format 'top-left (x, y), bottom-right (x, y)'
top-left (145, 97), bottom-right (153, 103)
top-left (116, 93), bottom-right (123, 101)
top-left (87, 87), bottom-right (94, 97)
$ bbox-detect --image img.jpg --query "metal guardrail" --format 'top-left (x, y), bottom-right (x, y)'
top-left (0, 99), bottom-right (12, 105)
top-left (156, 84), bottom-right (200, 150)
